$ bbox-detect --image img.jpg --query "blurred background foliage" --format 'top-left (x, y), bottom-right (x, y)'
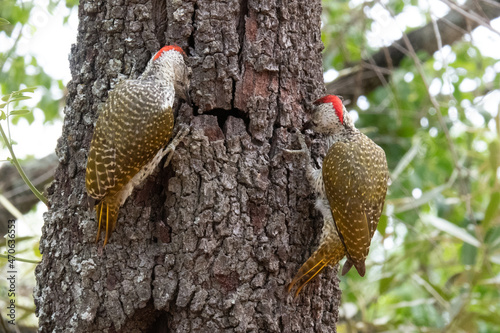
top-left (0, 0), bottom-right (499, 332)
top-left (0, 0), bottom-right (74, 125)
top-left (322, 1), bottom-right (500, 333)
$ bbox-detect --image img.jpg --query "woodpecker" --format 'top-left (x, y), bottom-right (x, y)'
top-left (286, 95), bottom-right (389, 295)
top-left (85, 45), bottom-right (191, 246)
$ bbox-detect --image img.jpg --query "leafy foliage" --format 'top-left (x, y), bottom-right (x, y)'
top-left (322, 1), bottom-right (500, 332)
top-left (0, 87), bottom-right (49, 206)
top-left (0, 0), bottom-right (66, 124)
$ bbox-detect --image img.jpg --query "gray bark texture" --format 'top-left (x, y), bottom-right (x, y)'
top-left (34, 0), bottom-right (340, 332)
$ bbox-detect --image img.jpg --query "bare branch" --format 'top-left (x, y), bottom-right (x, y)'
top-left (0, 153), bottom-right (56, 237)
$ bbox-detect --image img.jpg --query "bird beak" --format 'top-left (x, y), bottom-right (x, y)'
top-left (303, 120), bottom-right (313, 130)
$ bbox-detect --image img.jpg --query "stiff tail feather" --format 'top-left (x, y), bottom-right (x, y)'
top-left (288, 240), bottom-right (345, 297)
top-left (341, 258), bottom-right (366, 277)
top-left (95, 199), bottom-right (120, 246)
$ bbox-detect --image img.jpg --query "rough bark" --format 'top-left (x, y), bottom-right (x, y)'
top-left (327, 0), bottom-right (500, 104)
top-left (34, 0), bottom-right (340, 332)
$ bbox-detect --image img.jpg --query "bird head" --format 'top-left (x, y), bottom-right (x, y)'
top-left (150, 45), bottom-right (192, 105)
top-left (308, 95), bottom-right (355, 135)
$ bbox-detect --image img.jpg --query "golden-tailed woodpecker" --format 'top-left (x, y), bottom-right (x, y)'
top-left (286, 95), bottom-right (389, 295)
top-left (85, 45), bottom-right (191, 246)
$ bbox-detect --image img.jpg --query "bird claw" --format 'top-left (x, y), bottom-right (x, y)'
top-left (163, 124), bottom-right (190, 167)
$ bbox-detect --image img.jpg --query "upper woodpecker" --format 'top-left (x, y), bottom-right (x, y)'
top-left (85, 45), bottom-right (191, 246)
top-left (286, 95), bottom-right (389, 295)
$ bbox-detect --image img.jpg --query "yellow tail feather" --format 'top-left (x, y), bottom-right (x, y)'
top-left (95, 199), bottom-right (120, 246)
top-left (288, 240), bottom-right (346, 297)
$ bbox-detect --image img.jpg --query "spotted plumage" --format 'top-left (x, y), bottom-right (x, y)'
top-left (323, 129), bottom-right (388, 276)
top-left (85, 45), bottom-right (191, 246)
top-left (286, 95), bottom-right (389, 295)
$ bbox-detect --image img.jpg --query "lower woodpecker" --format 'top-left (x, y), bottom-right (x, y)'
top-left (286, 95), bottom-right (389, 295)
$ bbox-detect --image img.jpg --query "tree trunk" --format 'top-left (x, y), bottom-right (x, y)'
top-left (34, 0), bottom-right (340, 332)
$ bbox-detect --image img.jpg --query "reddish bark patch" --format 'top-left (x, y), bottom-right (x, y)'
top-left (214, 271), bottom-right (239, 292)
top-left (154, 220), bottom-right (171, 243)
top-left (278, 77), bottom-right (305, 128)
top-left (235, 67), bottom-right (277, 111)
top-left (245, 11), bottom-right (258, 42)
top-left (249, 202), bottom-right (267, 235)
top-left (106, 272), bottom-right (119, 290)
top-left (191, 115), bottom-right (224, 141)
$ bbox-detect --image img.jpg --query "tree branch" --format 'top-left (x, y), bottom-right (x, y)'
top-left (0, 153), bottom-right (57, 237)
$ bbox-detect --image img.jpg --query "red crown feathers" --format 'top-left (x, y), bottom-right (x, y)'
top-left (153, 45), bottom-right (186, 61)
top-left (314, 95), bottom-right (344, 124)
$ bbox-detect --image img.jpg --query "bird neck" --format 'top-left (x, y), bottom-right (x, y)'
top-left (326, 126), bottom-right (359, 146)
top-left (140, 60), bottom-right (175, 84)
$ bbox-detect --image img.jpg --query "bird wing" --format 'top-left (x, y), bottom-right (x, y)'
top-left (85, 80), bottom-right (175, 201)
top-left (322, 135), bottom-right (388, 264)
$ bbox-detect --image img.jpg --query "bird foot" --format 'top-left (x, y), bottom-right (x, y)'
top-left (283, 128), bottom-right (309, 156)
top-left (163, 124), bottom-right (190, 167)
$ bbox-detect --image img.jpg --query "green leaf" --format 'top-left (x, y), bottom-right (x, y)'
top-left (33, 241), bottom-right (42, 258)
top-left (0, 18), bottom-right (10, 26)
top-left (9, 109), bottom-right (31, 116)
top-left (488, 140), bottom-right (499, 171)
top-left (378, 214), bottom-right (388, 237)
top-left (483, 192), bottom-right (500, 230)
top-left (16, 87), bottom-right (37, 94)
top-left (421, 214), bottom-right (481, 247)
top-left (9, 96), bottom-right (32, 102)
top-left (477, 312), bottom-right (500, 326)
top-left (0, 110), bottom-right (6, 120)
top-left (65, 0), bottom-right (78, 7)
top-left (379, 274), bottom-right (396, 294)
top-left (460, 242), bottom-right (477, 265)
top-left (1, 95), bottom-right (10, 102)
top-left (486, 227), bottom-right (500, 247)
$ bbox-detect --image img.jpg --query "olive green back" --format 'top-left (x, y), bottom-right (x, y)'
top-left (323, 133), bottom-right (388, 265)
top-left (85, 80), bottom-right (174, 201)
